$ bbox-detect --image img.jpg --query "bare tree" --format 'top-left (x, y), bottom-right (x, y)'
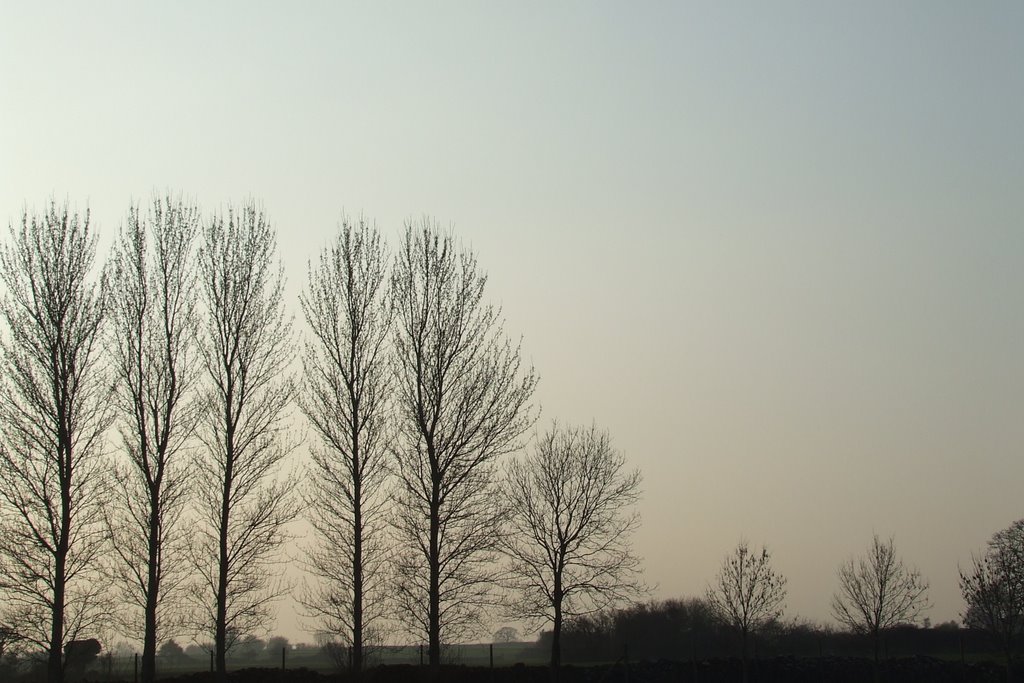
top-left (390, 221), bottom-right (538, 670)
top-left (493, 626), bottom-right (519, 643)
top-left (502, 422), bottom-right (643, 672)
top-left (832, 534), bottom-right (929, 670)
top-left (961, 519), bottom-right (1024, 683)
top-left (105, 196), bottom-right (201, 683)
top-left (706, 540), bottom-right (786, 683)
top-left (0, 201), bottom-right (113, 683)
top-left (298, 217), bottom-right (392, 674)
top-left (190, 202), bottom-right (297, 681)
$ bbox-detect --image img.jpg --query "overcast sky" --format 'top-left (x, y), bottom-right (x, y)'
top-left (2, 2), bottom-right (1023, 643)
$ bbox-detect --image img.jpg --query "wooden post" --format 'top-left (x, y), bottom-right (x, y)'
top-left (419, 643), bottom-right (424, 666)
top-left (489, 643), bottom-right (494, 668)
top-left (282, 646), bottom-right (286, 670)
top-left (210, 650), bottom-right (214, 672)
top-left (134, 652), bottom-right (138, 683)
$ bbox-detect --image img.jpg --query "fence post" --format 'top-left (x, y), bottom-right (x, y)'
top-left (134, 652), bottom-right (138, 683)
top-left (623, 643), bottom-right (629, 683)
top-left (210, 650), bottom-right (214, 672)
top-left (489, 643), bottom-right (493, 668)
top-left (282, 646), bottom-right (286, 670)
top-left (419, 643), bottom-right (424, 666)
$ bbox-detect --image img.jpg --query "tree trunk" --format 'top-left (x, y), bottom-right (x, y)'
top-left (142, 498), bottom-right (160, 683)
top-left (215, 544), bottom-right (228, 682)
top-left (215, 468), bottom-right (232, 681)
top-left (550, 579), bottom-right (563, 680)
top-left (872, 631), bottom-right (880, 683)
top-left (352, 472), bottom-right (363, 675)
top-left (428, 484), bottom-right (441, 673)
top-left (49, 450), bottom-right (72, 683)
top-left (741, 628), bottom-right (749, 683)
top-left (49, 550), bottom-right (66, 683)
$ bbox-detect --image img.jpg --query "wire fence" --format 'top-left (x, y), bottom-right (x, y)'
top-left (0, 632), bottom-right (1015, 683)
top-left (3, 642), bottom-right (549, 682)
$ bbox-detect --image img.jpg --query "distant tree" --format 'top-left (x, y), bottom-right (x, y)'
top-left (0, 201), bottom-right (114, 683)
top-left (706, 541), bottom-right (786, 683)
top-left (233, 635), bottom-right (265, 658)
top-left (0, 634), bottom-right (20, 682)
top-left (266, 635), bottom-right (290, 658)
top-left (183, 643), bottom-right (210, 659)
top-left (832, 534), bottom-right (929, 672)
top-left (502, 422), bottom-right (643, 673)
top-left (0, 623), bottom-right (24, 661)
top-left (298, 218), bottom-right (391, 674)
top-left (158, 640), bottom-right (185, 660)
top-left (105, 195), bottom-right (201, 683)
top-left (493, 626), bottom-right (520, 643)
top-left (390, 221), bottom-right (538, 671)
top-left (960, 519), bottom-right (1024, 682)
top-left (0, 622), bottom-right (24, 679)
top-left (190, 202), bottom-right (298, 681)
top-left (64, 638), bottom-right (102, 679)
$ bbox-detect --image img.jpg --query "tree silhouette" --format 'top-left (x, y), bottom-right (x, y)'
top-left (0, 201), bottom-right (113, 683)
top-left (832, 534), bottom-right (929, 676)
top-left (105, 195), bottom-right (201, 683)
top-left (502, 422), bottom-right (643, 673)
top-left (390, 221), bottom-right (537, 671)
top-left (706, 541), bottom-right (786, 683)
top-left (298, 217), bottom-right (392, 674)
top-left (961, 519), bottom-right (1024, 683)
top-left (190, 202), bottom-right (297, 681)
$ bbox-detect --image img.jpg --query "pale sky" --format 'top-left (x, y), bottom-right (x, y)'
top-left (2, 2), bottom-right (1022, 643)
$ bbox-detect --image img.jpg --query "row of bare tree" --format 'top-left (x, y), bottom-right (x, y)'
top-left (0, 197), bottom-right (644, 683)
top-left (705, 535), bottom-right (927, 683)
top-left (704, 521), bottom-right (1024, 683)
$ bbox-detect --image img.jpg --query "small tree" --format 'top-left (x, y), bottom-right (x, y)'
top-left (706, 541), bottom-right (786, 683)
top-left (266, 635), bottom-right (289, 658)
top-left (158, 639), bottom-right (185, 661)
top-left (502, 423), bottom-right (643, 673)
top-left (832, 534), bottom-right (929, 670)
top-left (961, 519), bottom-right (1024, 683)
top-left (493, 626), bottom-right (519, 643)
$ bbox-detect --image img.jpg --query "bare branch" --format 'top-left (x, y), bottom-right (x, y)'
top-left (960, 519), bottom-right (1024, 669)
top-left (706, 540), bottom-right (785, 682)
top-left (0, 200), bottom-right (114, 683)
top-left (296, 217), bottom-right (393, 672)
top-left (390, 220), bottom-right (538, 668)
top-left (103, 194), bottom-right (201, 683)
top-left (188, 202), bottom-right (298, 681)
top-left (831, 534), bottom-right (930, 664)
top-left (502, 421), bottom-right (644, 670)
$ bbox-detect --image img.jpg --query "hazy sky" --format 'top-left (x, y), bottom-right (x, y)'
top-left (2, 2), bottom-right (1022, 643)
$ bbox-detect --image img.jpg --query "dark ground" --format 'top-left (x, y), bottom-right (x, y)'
top-left (82, 656), bottom-right (1014, 683)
